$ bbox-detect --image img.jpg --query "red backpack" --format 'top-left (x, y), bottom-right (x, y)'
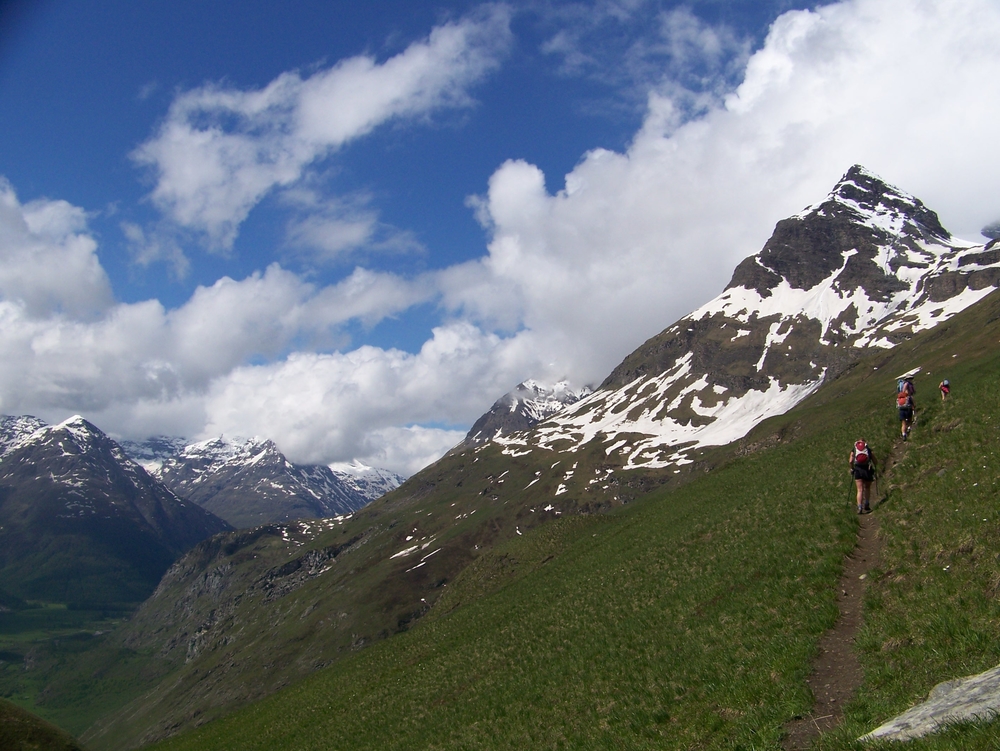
top-left (854, 440), bottom-right (870, 466)
top-left (897, 392), bottom-right (912, 408)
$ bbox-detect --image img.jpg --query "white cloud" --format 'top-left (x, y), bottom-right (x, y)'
top-left (0, 180), bottom-right (113, 318)
top-left (538, 1), bottom-right (750, 109)
top-left (121, 221), bottom-right (191, 279)
top-left (198, 323), bottom-right (520, 475)
top-left (281, 188), bottom-right (424, 263)
top-left (452, 0), bottom-right (1000, 387)
top-left (133, 5), bottom-right (512, 249)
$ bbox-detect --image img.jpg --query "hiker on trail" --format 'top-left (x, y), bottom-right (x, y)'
top-left (850, 439), bottom-right (876, 514)
top-left (897, 377), bottom-right (915, 441)
top-left (939, 379), bottom-right (950, 401)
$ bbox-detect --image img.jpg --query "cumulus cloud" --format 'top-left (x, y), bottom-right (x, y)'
top-left (133, 5), bottom-right (512, 249)
top-left (0, 180), bottom-right (113, 318)
top-left (196, 323), bottom-right (511, 474)
top-left (0, 189), bottom-right (441, 456)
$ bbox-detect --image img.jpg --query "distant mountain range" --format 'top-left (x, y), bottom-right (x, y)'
top-left (0, 415), bottom-right (403, 604)
top-left (0, 415), bottom-right (230, 605)
top-left (121, 436), bottom-right (404, 529)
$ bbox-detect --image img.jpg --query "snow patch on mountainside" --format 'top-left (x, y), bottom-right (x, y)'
top-left (520, 370), bottom-right (825, 470)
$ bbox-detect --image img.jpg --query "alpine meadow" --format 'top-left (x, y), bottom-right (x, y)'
top-left (138, 264), bottom-right (1000, 751)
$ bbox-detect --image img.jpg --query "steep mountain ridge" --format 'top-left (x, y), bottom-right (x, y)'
top-left (0, 416), bottom-right (230, 603)
top-left (148, 436), bottom-right (401, 529)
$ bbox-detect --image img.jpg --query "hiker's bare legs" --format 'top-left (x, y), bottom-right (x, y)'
top-left (855, 478), bottom-right (871, 510)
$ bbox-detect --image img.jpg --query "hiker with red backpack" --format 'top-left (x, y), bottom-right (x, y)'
top-left (897, 376), bottom-right (915, 441)
top-left (939, 379), bottom-right (950, 401)
top-left (850, 439), bottom-right (876, 514)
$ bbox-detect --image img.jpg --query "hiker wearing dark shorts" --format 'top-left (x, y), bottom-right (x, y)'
top-left (897, 377), bottom-right (915, 441)
top-left (850, 439), bottom-right (876, 514)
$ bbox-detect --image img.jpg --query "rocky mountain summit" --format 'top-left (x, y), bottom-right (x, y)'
top-left (462, 380), bottom-right (591, 446)
top-left (495, 166), bottom-right (1000, 471)
top-left (134, 435), bottom-right (402, 529)
top-left (0, 415), bottom-right (230, 603)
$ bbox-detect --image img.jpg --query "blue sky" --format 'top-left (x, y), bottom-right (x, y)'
top-left (2, 0), bottom-right (1000, 474)
top-left (0, 0), bottom-right (786, 314)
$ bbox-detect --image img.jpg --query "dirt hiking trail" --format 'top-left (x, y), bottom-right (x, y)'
top-left (783, 510), bottom-right (880, 749)
top-left (782, 439), bottom-right (907, 749)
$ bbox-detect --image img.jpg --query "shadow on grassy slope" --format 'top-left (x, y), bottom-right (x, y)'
top-left (0, 697), bottom-right (88, 750)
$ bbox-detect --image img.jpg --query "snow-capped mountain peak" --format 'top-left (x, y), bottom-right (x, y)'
top-left (795, 164), bottom-right (948, 241)
top-left (0, 414), bottom-right (47, 457)
top-left (489, 166), bottom-right (1000, 473)
top-left (328, 460), bottom-right (404, 500)
top-left (463, 379), bottom-right (592, 446)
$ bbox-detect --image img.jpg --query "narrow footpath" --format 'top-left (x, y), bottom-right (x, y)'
top-left (782, 511), bottom-right (880, 750)
top-left (782, 438), bottom-right (907, 750)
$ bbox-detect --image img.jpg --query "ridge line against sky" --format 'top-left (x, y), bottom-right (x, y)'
top-left (1, 0), bottom-right (1000, 476)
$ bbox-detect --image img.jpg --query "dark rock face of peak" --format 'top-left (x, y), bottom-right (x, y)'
top-left (0, 416), bottom-right (230, 604)
top-left (152, 437), bottom-right (377, 529)
top-left (728, 166), bottom-right (945, 297)
top-left (463, 381), bottom-right (590, 446)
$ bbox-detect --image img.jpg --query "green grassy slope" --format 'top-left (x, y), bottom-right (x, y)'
top-left (142, 299), bottom-right (1000, 749)
top-left (0, 697), bottom-right (88, 750)
top-left (76, 400), bottom-right (710, 747)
